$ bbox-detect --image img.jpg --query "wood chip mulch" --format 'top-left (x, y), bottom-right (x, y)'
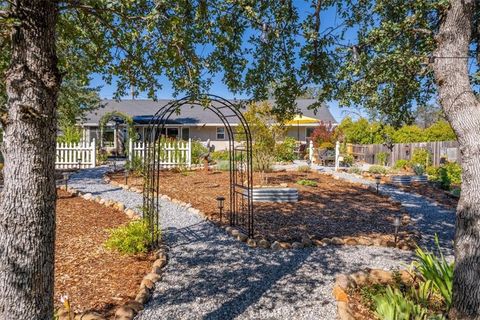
top-left (109, 170), bottom-right (405, 243)
top-left (55, 190), bottom-right (154, 318)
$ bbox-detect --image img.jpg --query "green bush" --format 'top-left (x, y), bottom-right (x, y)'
top-left (191, 140), bottom-right (208, 164)
top-left (394, 159), bottom-right (411, 170)
top-left (96, 148), bottom-right (109, 165)
top-left (376, 151), bottom-right (389, 166)
top-left (426, 166), bottom-right (439, 180)
top-left (438, 162), bottom-right (462, 190)
top-left (411, 148), bottom-right (432, 168)
top-left (275, 137), bottom-right (296, 162)
top-left (126, 155), bottom-right (144, 175)
top-left (214, 160), bottom-right (230, 171)
top-left (211, 150), bottom-right (230, 161)
top-left (412, 164), bottom-right (425, 176)
top-left (342, 154), bottom-right (354, 166)
top-left (368, 165), bottom-right (388, 175)
top-left (296, 179), bottom-right (317, 187)
top-left (348, 166), bottom-right (362, 175)
top-left (297, 165), bottom-right (311, 173)
top-left (104, 220), bottom-right (157, 255)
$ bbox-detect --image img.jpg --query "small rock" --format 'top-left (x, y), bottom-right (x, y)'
top-left (83, 193), bottom-right (93, 200)
top-left (349, 271), bottom-right (370, 286)
top-left (279, 183), bottom-right (288, 187)
top-left (105, 200), bottom-right (114, 207)
top-left (75, 312), bottom-right (105, 320)
top-left (372, 238), bottom-right (383, 246)
top-left (313, 239), bottom-right (326, 247)
top-left (271, 241), bottom-right (282, 250)
top-left (280, 242), bottom-right (292, 249)
top-left (369, 269), bottom-right (393, 284)
top-left (332, 286), bottom-right (348, 302)
top-left (236, 232), bottom-right (248, 242)
top-left (123, 300), bottom-right (143, 313)
top-left (135, 288), bottom-right (151, 304)
top-left (330, 237), bottom-right (345, 245)
top-left (143, 272), bottom-right (162, 283)
top-left (140, 278), bottom-right (155, 290)
top-left (345, 238), bottom-right (358, 245)
top-left (291, 242), bottom-right (304, 249)
top-left (301, 236), bottom-right (313, 247)
top-left (335, 274), bottom-right (355, 290)
top-left (116, 202), bottom-right (126, 211)
top-left (125, 209), bottom-right (136, 219)
top-left (153, 258), bottom-right (167, 270)
top-left (357, 237), bottom-right (373, 246)
top-left (99, 198), bottom-right (105, 205)
top-left (114, 306), bottom-right (135, 320)
top-left (225, 226), bottom-right (233, 234)
top-left (246, 238), bottom-right (257, 248)
top-left (230, 229), bottom-right (240, 237)
top-left (258, 239), bottom-right (270, 249)
top-left (94, 196), bottom-right (101, 203)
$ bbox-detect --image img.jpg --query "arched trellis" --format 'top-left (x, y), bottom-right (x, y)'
top-left (98, 111), bottom-right (136, 153)
top-left (142, 95), bottom-right (254, 247)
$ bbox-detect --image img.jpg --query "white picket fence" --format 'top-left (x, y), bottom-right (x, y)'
top-left (128, 138), bottom-right (192, 168)
top-left (56, 139), bottom-right (96, 169)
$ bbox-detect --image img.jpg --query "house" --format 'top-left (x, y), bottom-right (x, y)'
top-left (80, 99), bottom-right (337, 153)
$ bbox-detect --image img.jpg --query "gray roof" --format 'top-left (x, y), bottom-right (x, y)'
top-left (82, 99), bottom-right (337, 126)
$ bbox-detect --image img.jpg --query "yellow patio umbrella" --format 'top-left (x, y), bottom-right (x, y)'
top-left (285, 114), bottom-right (320, 141)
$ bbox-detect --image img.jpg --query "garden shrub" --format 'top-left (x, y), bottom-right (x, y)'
top-left (296, 179), bottom-right (317, 187)
top-left (105, 219), bottom-right (157, 255)
top-left (376, 151), bottom-right (389, 166)
top-left (394, 159), bottom-right (411, 170)
top-left (342, 154), bottom-right (354, 166)
top-left (368, 165), bottom-right (388, 175)
top-left (411, 148), bottom-right (432, 168)
top-left (412, 164), bottom-right (425, 176)
top-left (191, 139), bottom-right (208, 164)
top-left (125, 155), bottom-right (144, 175)
top-left (211, 150), bottom-right (230, 161)
top-left (348, 166), bottom-right (362, 175)
top-left (438, 162), bottom-right (462, 190)
top-left (215, 160), bottom-right (230, 171)
top-left (297, 165), bottom-right (311, 173)
top-left (96, 148), bottom-right (109, 165)
top-left (319, 141), bottom-right (335, 150)
top-left (275, 137), bottom-right (296, 162)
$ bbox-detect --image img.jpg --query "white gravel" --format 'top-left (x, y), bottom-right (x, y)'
top-left (68, 166), bottom-right (454, 320)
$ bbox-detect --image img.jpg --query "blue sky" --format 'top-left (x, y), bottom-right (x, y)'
top-left (89, 1), bottom-right (361, 123)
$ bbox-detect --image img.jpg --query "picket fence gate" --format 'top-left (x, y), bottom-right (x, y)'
top-left (128, 138), bottom-right (192, 168)
top-left (56, 139), bottom-right (96, 169)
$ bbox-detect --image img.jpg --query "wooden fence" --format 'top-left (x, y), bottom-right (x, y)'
top-left (347, 140), bottom-right (459, 166)
top-left (56, 139), bottom-right (96, 169)
top-left (128, 138), bottom-right (192, 168)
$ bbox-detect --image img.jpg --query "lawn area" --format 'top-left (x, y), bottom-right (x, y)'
top-left (55, 190), bottom-right (154, 317)
top-left (109, 169), bottom-right (410, 244)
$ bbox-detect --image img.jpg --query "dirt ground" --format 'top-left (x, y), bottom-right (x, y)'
top-left (55, 190), bottom-right (154, 318)
top-left (110, 170), bottom-right (406, 243)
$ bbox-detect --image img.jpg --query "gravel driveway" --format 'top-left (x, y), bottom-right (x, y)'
top-left (69, 166), bottom-right (454, 320)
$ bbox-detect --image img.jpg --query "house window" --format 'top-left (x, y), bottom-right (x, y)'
top-left (216, 127), bottom-right (225, 140)
top-left (181, 127), bottom-right (190, 140)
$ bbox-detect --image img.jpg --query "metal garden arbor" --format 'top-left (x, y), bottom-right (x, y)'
top-left (142, 95), bottom-right (254, 247)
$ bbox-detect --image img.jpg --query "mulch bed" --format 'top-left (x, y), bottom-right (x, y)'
top-left (55, 190), bottom-right (154, 318)
top-left (109, 170), bottom-right (406, 243)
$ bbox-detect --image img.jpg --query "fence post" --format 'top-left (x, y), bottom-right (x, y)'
top-left (335, 141), bottom-right (340, 172)
top-left (128, 138), bottom-right (133, 163)
top-left (188, 138), bottom-right (192, 167)
top-left (91, 138), bottom-right (96, 168)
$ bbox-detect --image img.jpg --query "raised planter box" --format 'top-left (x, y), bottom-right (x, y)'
top-left (391, 175), bottom-right (428, 185)
top-left (248, 188), bottom-right (299, 202)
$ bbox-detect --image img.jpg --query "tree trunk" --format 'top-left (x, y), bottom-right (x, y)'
top-left (433, 0), bottom-right (480, 318)
top-left (0, 1), bottom-right (60, 319)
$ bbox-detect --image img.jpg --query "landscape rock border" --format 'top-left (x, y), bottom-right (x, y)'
top-left (332, 268), bottom-right (413, 320)
top-left (103, 173), bottom-right (420, 251)
top-left (56, 185), bottom-right (169, 320)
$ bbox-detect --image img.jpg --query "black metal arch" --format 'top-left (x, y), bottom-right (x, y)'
top-left (142, 94), bottom-right (254, 247)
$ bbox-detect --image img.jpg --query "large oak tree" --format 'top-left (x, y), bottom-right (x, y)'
top-left (1, 0), bottom-right (480, 319)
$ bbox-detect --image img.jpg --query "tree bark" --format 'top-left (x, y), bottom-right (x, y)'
top-left (433, 0), bottom-right (480, 318)
top-left (0, 1), bottom-right (60, 319)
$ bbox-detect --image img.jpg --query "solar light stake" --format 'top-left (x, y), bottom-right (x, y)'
top-left (125, 168), bottom-right (129, 185)
top-left (393, 215), bottom-right (401, 243)
top-left (375, 175), bottom-right (381, 194)
top-left (62, 172), bottom-right (70, 190)
top-left (77, 158), bottom-right (82, 170)
top-left (216, 196), bottom-right (225, 223)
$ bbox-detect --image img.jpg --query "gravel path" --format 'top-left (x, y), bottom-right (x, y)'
top-left (69, 166), bottom-right (454, 320)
